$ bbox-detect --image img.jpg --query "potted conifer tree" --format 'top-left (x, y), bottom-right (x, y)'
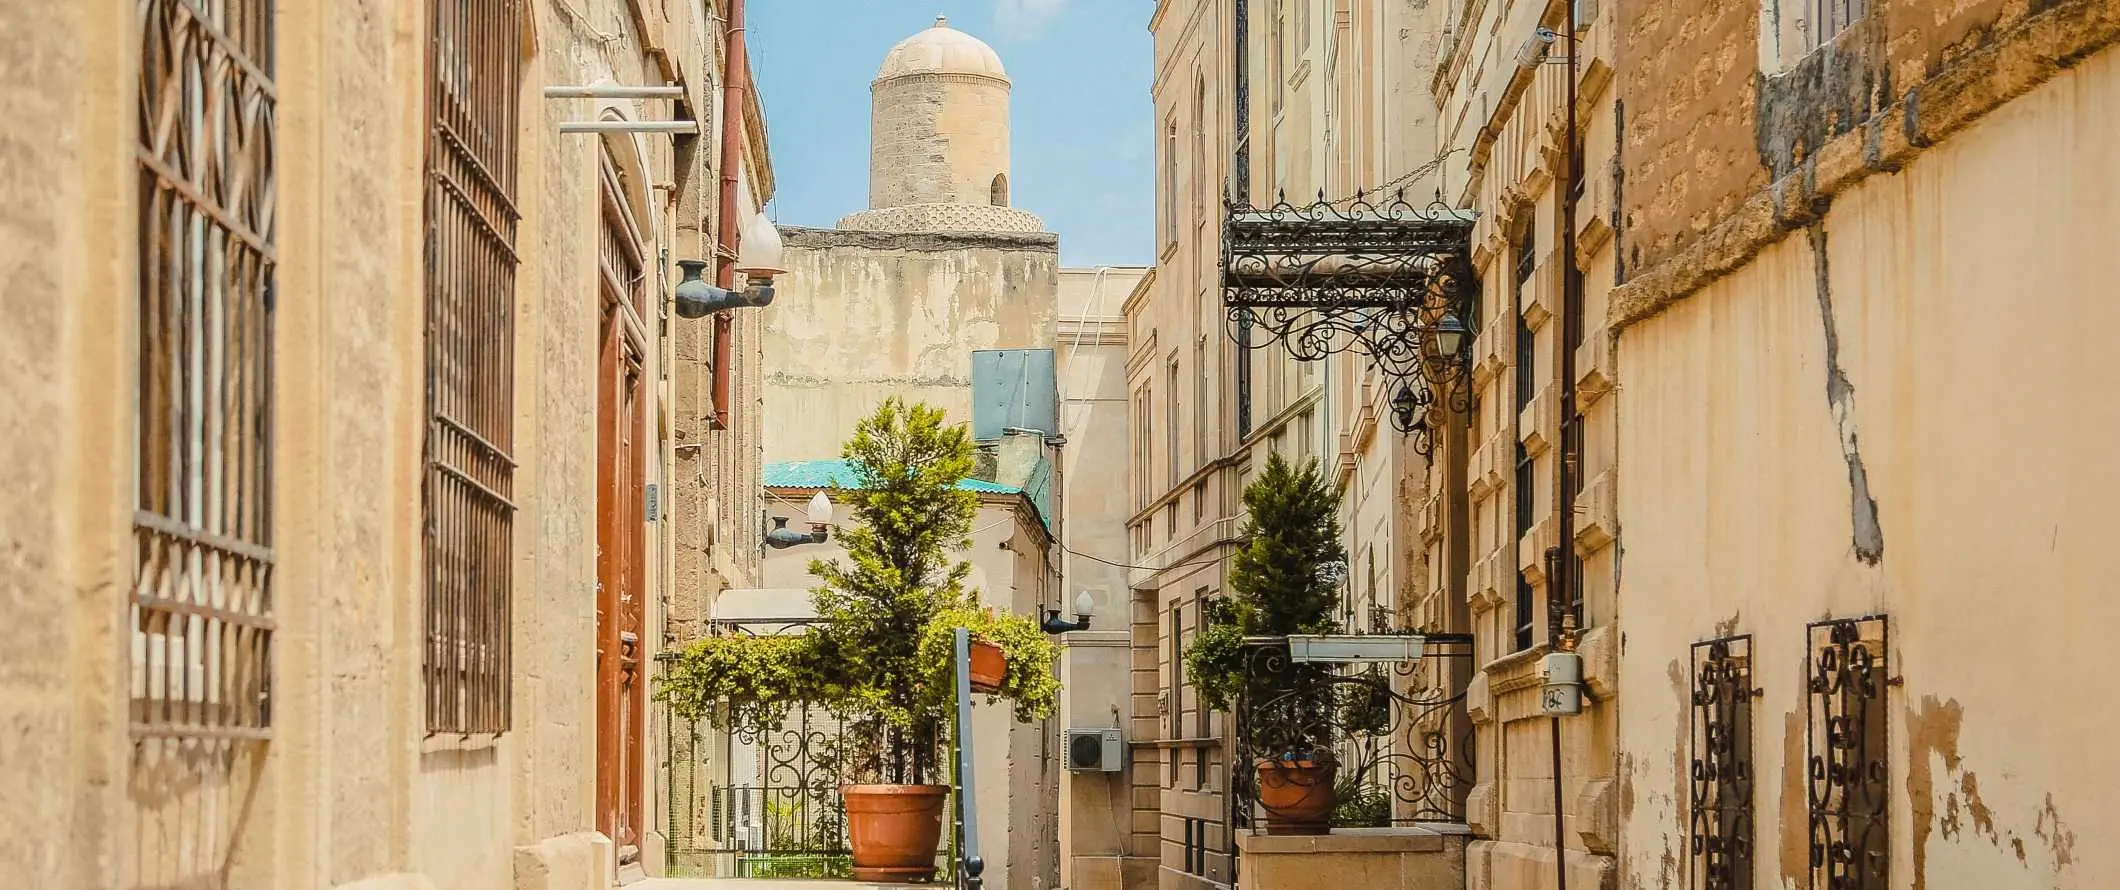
top-left (662, 398), bottom-right (1057, 882)
top-left (1184, 452), bottom-right (1350, 835)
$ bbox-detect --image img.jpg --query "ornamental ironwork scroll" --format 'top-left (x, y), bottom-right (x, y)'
top-left (1691, 636), bottom-right (1755, 890)
top-left (1807, 616), bottom-right (1889, 890)
top-left (1221, 191), bottom-right (1479, 454)
top-left (1228, 634), bottom-right (1474, 835)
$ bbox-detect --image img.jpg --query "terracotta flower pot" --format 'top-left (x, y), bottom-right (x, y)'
top-left (842, 783), bottom-right (949, 882)
top-left (1255, 757), bottom-right (1337, 835)
top-left (967, 638), bottom-right (1007, 693)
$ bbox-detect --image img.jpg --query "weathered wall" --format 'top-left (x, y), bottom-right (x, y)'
top-left (0, 0), bottom-right (749, 885)
top-left (1614, 0), bottom-right (2120, 303)
top-left (1058, 267), bottom-right (1146, 622)
top-left (762, 228), bottom-right (1060, 463)
top-left (869, 73), bottom-right (1013, 210)
top-left (1615, 46), bottom-right (2120, 890)
top-left (0, 0), bottom-right (133, 884)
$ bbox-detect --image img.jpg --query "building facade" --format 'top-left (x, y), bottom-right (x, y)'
top-left (1125, 2), bottom-right (2120, 890)
top-left (0, 0), bottom-right (774, 887)
top-left (1603, 1), bottom-right (2120, 888)
top-left (1123, 3), bottom-right (1458, 890)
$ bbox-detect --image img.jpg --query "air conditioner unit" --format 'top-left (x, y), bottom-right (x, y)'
top-left (1065, 728), bottom-right (1124, 773)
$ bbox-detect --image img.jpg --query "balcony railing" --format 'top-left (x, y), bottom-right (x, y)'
top-left (658, 616), bottom-right (988, 885)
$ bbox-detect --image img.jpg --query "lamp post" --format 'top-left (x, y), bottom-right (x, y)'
top-left (765, 490), bottom-right (834, 549)
top-left (675, 209), bottom-right (788, 317)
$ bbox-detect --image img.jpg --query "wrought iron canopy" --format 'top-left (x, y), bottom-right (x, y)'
top-left (1222, 191), bottom-right (1480, 454)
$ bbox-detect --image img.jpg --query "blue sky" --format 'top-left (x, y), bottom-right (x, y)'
top-left (748, 1), bottom-right (1153, 267)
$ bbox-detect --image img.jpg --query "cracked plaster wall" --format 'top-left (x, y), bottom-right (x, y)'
top-left (759, 228), bottom-right (1059, 460)
top-left (1612, 45), bottom-right (2120, 889)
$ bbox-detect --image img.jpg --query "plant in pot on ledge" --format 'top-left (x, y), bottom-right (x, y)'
top-left (661, 398), bottom-right (1057, 882)
top-left (1185, 452), bottom-right (1350, 835)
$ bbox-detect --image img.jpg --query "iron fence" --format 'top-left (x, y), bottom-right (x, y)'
top-left (659, 619), bottom-right (968, 881)
top-left (1229, 633), bottom-right (1475, 836)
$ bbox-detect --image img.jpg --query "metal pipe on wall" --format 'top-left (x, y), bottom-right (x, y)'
top-left (710, 0), bottom-right (749, 430)
top-left (1550, 0), bottom-right (1587, 887)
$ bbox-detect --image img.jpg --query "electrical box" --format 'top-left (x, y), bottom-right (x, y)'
top-left (970, 348), bottom-right (1058, 441)
top-left (1065, 728), bottom-right (1124, 773)
top-left (1540, 650), bottom-right (1584, 716)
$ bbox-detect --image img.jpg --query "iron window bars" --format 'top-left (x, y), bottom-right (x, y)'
top-left (422, 0), bottom-right (525, 734)
top-left (1691, 635), bottom-right (1756, 890)
top-left (135, 0), bottom-right (277, 746)
top-left (1221, 191), bottom-right (1479, 455)
top-left (1807, 615), bottom-right (1889, 890)
top-left (133, 0), bottom-right (276, 884)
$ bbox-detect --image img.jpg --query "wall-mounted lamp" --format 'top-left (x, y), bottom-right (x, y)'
top-left (765, 490), bottom-right (834, 549)
top-left (1041, 591), bottom-right (1097, 635)
top-left (1432, 312), bottom-right (1468, 358)
top-left (1514, 27), bottom-right (1563, 70)
top-left (675, 210), bottom-right (789, 318)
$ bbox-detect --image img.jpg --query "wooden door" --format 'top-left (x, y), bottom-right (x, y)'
top-left (595, 158), bottom-right (649, 867)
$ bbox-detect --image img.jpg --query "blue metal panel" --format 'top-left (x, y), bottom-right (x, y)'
top-left (970, 348), bottom-right (1058, 442)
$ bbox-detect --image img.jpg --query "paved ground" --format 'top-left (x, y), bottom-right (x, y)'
top-left (633, 880), bottom-right (920, 890)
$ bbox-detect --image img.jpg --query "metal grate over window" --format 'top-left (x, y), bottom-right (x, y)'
top-left (135, 0), bottom-right (277, 744)
top-left (1806, 616), bottom-right (1889, 890)
top-left (422, 0), bottom-right (524, 734)
top-left (1807, 0), bottom-right (1865, 50)
top-left (132, 0), bottom-right (276, 883)
top-left (1691, 635), bottom-right (1755, 890)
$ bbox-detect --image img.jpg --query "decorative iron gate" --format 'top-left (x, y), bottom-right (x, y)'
top-left (664, 690), bottom-right (854, 878)
top-left (1228, 633), bottom-right (1476, 837)
top-left (661, 618), bottom-right (858, 879)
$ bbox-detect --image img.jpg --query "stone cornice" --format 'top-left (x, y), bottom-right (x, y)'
top-left (781, 225), bottom-right (1057, 253)
top-left (1610, 0), bottom-right (2120, 331)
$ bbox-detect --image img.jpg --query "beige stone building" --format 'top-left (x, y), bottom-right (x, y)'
top-left (762, 17), bottom-right (1060, 464)
top-left (1114, 3), bottom-right (1463, 890)
top-left (0, 0), bottom-right (775, 887)
top-left (1601, 1), bottom-right (2120, 888)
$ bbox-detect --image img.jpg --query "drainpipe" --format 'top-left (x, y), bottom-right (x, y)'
top-left (710, 0), bottom-right (750, 430)
top-left (1550, 0), bottom-right (1586, 888)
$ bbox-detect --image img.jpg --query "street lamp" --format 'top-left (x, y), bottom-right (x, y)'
top-left (765, 490), bottom-right (834, 549)
top-left (1432, 312), bottom-right (1468, 358)
top-left (1041, 591), bottom-right (1097, 635)
top-left (675, 210), bottom-right (788, 317)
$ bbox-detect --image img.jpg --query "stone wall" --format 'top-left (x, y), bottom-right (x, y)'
top-left (869, 72), bottom-right (1013, 210)
top-left (762, 227), bottom-right (1060, 462)
top-left (0, 0), bottom-right (132, 884)
top-left (1613, 0), bottom-right (2120, 313)
top-left (0, 0), bottom-right (762, 886)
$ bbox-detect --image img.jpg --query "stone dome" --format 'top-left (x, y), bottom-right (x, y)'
top-left (875, 15), bottom-right (1008, 83)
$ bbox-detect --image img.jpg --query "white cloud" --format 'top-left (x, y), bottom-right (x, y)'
top-left (994, 0), bottom-right (1067, 41)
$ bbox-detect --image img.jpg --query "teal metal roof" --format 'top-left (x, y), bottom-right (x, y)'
top-left (763, 460), bottom-right (1023, 495)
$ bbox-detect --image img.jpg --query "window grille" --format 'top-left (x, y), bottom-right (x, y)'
top-left (132, 0), bottom-right (276, 883)
top-left (1806, 616), bottom-right (1889, 890)
top-left (1691, 636), bottom-right (1755, 890)
top-left (1512, 229), bottom-right (1537, 651)
top-left (422, 0), bottom-right (524, 734)
top-left (1807, 0), bottom-right (1865, 50)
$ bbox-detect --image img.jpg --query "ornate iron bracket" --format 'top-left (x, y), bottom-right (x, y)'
top-left (1221, 191), bottom-right (1480, 455)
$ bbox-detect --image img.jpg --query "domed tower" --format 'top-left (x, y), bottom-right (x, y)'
top-left (840, 16), bottom-right (1043, 233)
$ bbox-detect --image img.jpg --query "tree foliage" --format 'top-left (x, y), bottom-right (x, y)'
top-left (661, 398), bottom-right (1058, 785)
top-left (1185, 452), bottom-right (1347, 712)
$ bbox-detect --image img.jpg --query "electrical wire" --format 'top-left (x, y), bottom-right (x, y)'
top-left (1313, 147), bottom-right (1468, 207)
